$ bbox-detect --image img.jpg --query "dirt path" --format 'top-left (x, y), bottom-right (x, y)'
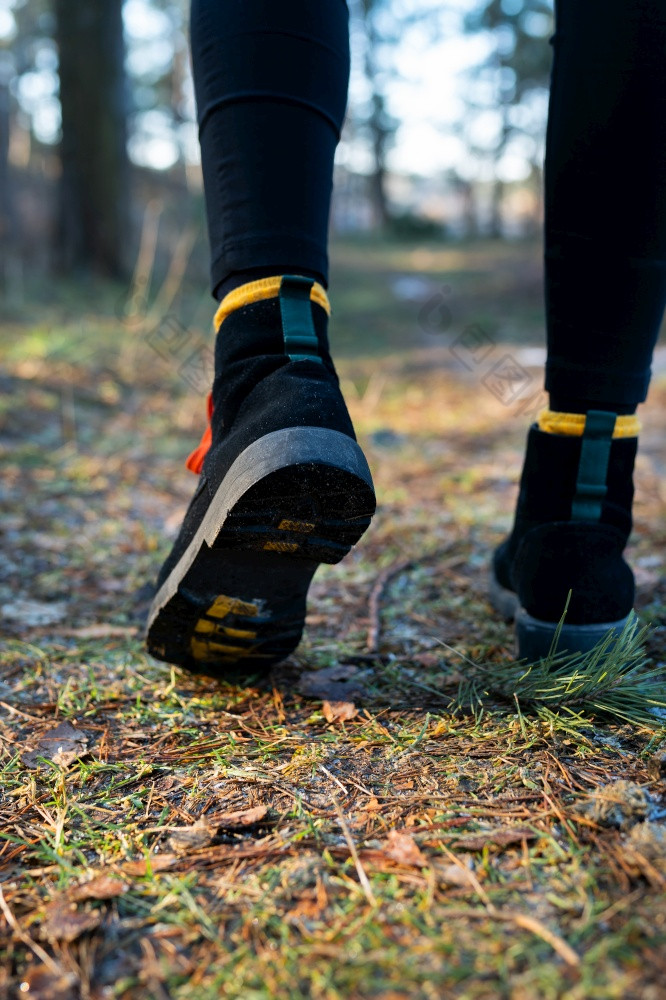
top-left (2, 246), bottom-right (666, 998)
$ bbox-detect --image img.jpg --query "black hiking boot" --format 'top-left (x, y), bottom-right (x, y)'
top-left (490, 410), bottom-right (638, 660)
top-left (145, 276), bottom-right (376, 676)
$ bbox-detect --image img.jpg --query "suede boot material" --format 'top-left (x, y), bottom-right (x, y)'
top-left (494, 425), bottom-right (637, 625)
top-left (509, 522), bottom-right (634, 624)
top-left (209, 295), bottom-right (336, 441)
top-left (156, 296), bottom-right (354, 591)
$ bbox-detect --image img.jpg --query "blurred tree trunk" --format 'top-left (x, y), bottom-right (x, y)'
top-left (367, 94), bottom-right (392, 228)
top-left (489, 107), bottom-right (511, 239)
top-left (352, 0), bottom-right (442, 231)
top-left (489, 177), bottom-right (504, 239)
top-left (54, 0), bottom-right (129, 277)
top-left (463, 0), bottom-right (553, 239)
top-left (358, 0), bottom-right (397, 229)
top-left (0, 69), bottom-right (11, 290)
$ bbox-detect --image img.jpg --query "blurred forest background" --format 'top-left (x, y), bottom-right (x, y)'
top-left (4, 8), bottom-right (666, 996)
top-left (0, 0), bottom-right (555, 292)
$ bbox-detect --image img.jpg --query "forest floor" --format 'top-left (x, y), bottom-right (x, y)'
top-left (1, 238), bottom-right (666, 999)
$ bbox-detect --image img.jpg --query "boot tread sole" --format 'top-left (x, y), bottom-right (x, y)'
top-left (145, 426), bottom-right (375, 676)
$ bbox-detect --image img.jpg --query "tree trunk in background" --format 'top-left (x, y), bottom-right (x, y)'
top-left (489, 177), bottom-right (504, 239)
top-left (489, 104), bottom-right (511, 239)
top-left (54, 0), bottom-right (129, 277)
top-left (0, 71), bottom-right (11, 290)
top-left (360, 0), bottom-right (394, 230)
top-left (367, 94), bottom-right (392, 229)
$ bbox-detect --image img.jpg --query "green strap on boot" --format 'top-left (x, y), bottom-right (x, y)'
top-left (571, 409), bottom-right (617, 521)
top-left (279, 275), bottom-right (324, 364)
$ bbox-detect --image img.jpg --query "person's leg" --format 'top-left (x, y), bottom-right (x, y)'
top-left (146, 0), bottom-right (375, 675)
top-left (192, 0), bottom-right (350, 301)
top-left (544, 0), bottom-right (666, 414)
top-left (493, 0), bottom-right (666, 658)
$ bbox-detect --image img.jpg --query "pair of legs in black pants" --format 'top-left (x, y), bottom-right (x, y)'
top-left (145, 1), bottom-right (666, 669)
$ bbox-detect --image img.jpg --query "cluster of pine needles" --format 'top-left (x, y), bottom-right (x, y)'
top-left (455, 612), bottom-right (666, 729)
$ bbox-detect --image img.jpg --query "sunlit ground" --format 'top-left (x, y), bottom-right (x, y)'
top-left (1, 238), bottom-right (665, 998)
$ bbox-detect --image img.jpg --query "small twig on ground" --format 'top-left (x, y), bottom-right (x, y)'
top-left (439, 843), bottom-right (492, 909)
top-left (319, 764), bottom-right (348, 796)
top-left (366, 547), bottom-right (463, 653)
top-left (366, 556), bottom-right (414, 654)
top-left (331, 795), bottom-right (376, 907)
top-left (0, 885), bottom-right (64, 977)
top-left (440, 907), bottom-right (579, 967)
top-left (0, 701), bottom-right (46, 722)
top-left (502, 912), bottom-right (580, 967)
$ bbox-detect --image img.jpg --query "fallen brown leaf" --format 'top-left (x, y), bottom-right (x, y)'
top-left (298, 664), bottom-right (366, 702)
top-left (122, 854), bottom-right (178, 876)
top-left (168, 806), bottom-right (269, 852)
top-left (454, 827), bottom-right (537, 851)
top-left (22, 722), bottom-right (89, 769)
top-left (207, 804), bottom-right (268, 829)
top-left (436, 862), bottom-right (478, 888)
top-left (41, 901), bottom-right (101, 944)
top-left (380, 829), bottom-right (427, 867)
top-left (288, 876), bottom-right (329, 922)
top-left (69, 875), bottom-right (129, 902)
top-left (322, 700), bottom-right (359, 723)
top-left (168, 817), bottom-right (216, 853)
top-left (16, 965), bottom-right (78, 1000)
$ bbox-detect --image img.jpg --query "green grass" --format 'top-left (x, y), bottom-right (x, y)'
top-left (455, 613), bottom-right (666, 728)
top-left (2, 238), bottom-right (666, 998)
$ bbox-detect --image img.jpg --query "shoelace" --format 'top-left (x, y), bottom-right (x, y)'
top-left (185, 391), bottom-right (213, 475)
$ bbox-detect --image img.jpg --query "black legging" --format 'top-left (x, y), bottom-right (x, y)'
top-left (190, 0), bottom-right (349, 300)
top-left (544, 0), bottom-right (666, 413)
top-left (190, 0), bottom-right (666, 413)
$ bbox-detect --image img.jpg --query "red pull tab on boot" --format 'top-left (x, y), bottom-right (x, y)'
top-left (185, 391), bottom-right (214, 475)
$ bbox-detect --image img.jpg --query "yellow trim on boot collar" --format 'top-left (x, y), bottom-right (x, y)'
top-left (214, 275), bottom-right (330, 331)
top-left (537, 408), bottom-right (640, 438)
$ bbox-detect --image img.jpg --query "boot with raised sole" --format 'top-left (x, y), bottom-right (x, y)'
top-left (146, 276), bottom-right (376, 676)
top-left (490, 409), bottom-right (638, 660)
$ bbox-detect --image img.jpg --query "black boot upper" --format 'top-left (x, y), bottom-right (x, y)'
top-left (156, 287), bottom-right (355, 590)
top-left (494, 422), bottom-right (637, 625)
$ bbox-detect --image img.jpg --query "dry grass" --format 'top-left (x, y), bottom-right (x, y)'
top-left (1, 239), bottom-right (666, 999)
